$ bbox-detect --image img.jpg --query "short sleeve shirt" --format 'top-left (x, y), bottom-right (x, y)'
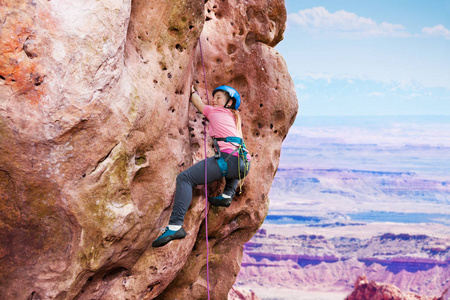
top-left (203, 105), bottom-right (246, 158)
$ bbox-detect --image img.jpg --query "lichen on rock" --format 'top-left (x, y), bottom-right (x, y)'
top-left (0, 0), bottom-right (297, 299)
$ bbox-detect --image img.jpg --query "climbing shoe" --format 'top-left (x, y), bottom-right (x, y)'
top-left (152, 227), bottom-right (186, 248)
top-left (208, 194), bottom-right (232, 207)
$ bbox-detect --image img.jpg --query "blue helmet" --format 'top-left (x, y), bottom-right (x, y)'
top-left (212, 85), bottom-right (241, 110)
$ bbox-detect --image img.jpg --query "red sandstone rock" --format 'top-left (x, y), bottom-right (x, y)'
top-left (228, 286), bottom-right (261, 300)
top-left (345, 275), bottom-right (445, 300)
top-left (0, 0), bottom-right (297, 299)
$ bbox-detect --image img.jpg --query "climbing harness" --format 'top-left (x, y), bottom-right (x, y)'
top-left (212, 137), bottom-right (250, 193)
top-left (198, 38), bottom-right (211, 300)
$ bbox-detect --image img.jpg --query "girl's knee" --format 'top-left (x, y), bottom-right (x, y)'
top-left (176, 172), bottom-right (188, 183)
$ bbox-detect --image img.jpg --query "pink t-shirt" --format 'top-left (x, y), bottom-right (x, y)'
top-left (203, 105), bottom-right (250, 160)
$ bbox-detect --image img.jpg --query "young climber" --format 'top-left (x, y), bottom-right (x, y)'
top-left (152, 85), bottom-right (251, 248)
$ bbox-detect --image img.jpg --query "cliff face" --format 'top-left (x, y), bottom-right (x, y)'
top-left (0, 0), bottom-right (297, 299)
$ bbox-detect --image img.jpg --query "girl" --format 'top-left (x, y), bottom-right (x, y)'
top-left (152, 85), bottom-right (251, 247)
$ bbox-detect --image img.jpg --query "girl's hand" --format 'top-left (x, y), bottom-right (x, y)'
top-left (190, 85), bottom-right (204, 113)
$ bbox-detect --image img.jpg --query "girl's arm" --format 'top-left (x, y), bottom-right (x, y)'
top-left (190, 85), bottom-right (205, 114)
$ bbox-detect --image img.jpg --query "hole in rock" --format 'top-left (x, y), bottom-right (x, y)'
top-left (27, 291), bottom-right (42, 300)
top-left (153, 79), bottom-right (158, 84)
top-left (205, 17), bottom-right (211, 21)
top-left (135, 156), bottom-right (146, 166)
top-left (260, 103), bottom-right (263, 108)
top-left (189, 25), bottom-right (194, 29)
top-left (0, 75), bottom-right (5, 80)
top-left (167, 73), bottom-right (172, 78)
top-left (270, 123), bottom-right (273, 129)
top-left (245, 32), bottom-right (257, 46)
top-left (227, 44), bottom-right (237, 55)
top-left (147, 281), bottom-right (160, 292)
top-left (175, 44), bottom-right (183, 52)
top-left (33, 75), bottom-right (43, 86)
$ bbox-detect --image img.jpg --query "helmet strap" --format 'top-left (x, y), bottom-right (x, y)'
top-left (224, 99), bottom-right (235, 109)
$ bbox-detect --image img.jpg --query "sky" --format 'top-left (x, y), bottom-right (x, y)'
top-left (276, 0), bottom-right (450, 117)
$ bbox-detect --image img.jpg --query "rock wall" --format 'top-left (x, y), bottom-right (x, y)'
top-left (0, 0), bottom-right (297, 299)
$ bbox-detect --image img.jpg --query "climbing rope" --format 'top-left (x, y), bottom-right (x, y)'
top-left (198, 37), bottom-right (211, 300)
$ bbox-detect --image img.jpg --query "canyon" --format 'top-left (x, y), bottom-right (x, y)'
top-left (235, 224), bottom-right (450, 299)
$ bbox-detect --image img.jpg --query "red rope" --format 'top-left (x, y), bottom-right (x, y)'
top-left (198, 37), bottom-right (211, 300)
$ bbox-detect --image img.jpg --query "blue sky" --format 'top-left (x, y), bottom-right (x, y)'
top-left (276, 0), bottom-right (450, 116)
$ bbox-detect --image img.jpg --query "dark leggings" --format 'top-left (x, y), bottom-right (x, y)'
top-left (169, 154), bottom-right (249, 225)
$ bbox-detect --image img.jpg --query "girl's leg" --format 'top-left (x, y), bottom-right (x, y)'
top-left (169, 156), bottom-right (223, 225)
top-left (223, 155), bottom-right (250, 197)
top-left (208, 155), bottom-right (251, 207)
top-left (223, 178), bottom-right (239, 198)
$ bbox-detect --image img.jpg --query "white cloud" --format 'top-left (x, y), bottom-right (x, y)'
top-left (295, 82), bottom-right (308, 90)
top-left (392, 79), bottom-right (425, 92)
top-left (368, 92), bottom-right (385, 97)
top-left (422, 25), bottom-right (450, 39)
top-left (288, 7), bottom-right (411, 38)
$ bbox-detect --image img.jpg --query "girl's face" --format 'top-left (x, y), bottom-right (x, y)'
top-left (212, 91), bottom-right (228, 107)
